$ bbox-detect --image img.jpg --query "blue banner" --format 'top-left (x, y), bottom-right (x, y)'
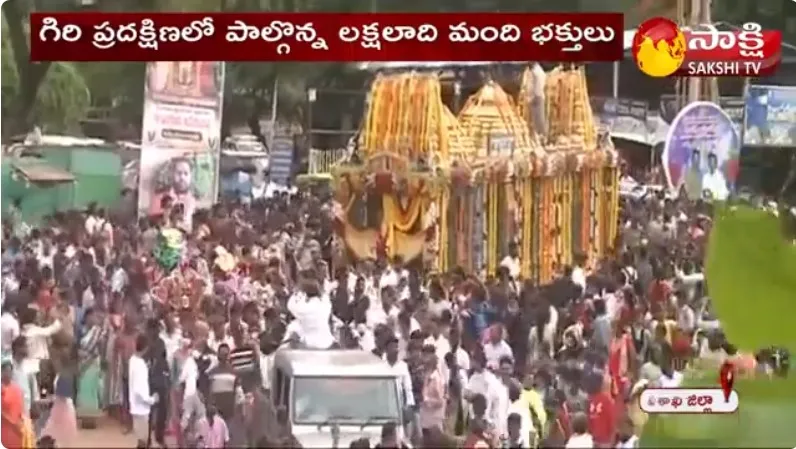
top-left (269, 135), bottom-right (295, 186)
top-left (662, 101), bottom-right (741, 201)
top-left (743, 85), bottom-right (796, 147)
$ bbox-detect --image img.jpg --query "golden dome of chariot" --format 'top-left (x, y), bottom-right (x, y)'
top-left (441, 105), bottom-right (476, 165)
top-left (360, 72), bottom-right (445, 163)
top-left (458, 81), bottom-right (542, 158)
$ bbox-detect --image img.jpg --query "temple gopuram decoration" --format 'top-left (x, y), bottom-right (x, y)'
top-left (332, 64), bottom-right (619, 284)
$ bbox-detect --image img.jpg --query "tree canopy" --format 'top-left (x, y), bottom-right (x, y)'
top-left (1, 0), bottom-right (90, 137)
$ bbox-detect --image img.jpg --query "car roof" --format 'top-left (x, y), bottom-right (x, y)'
top-left (273, 349), bottom-right (398, 377)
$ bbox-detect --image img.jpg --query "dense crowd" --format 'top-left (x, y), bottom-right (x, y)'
top-left (0, 172), bottom-right (790, 449)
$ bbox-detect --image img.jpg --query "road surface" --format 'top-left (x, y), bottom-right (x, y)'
top-left (72, 418), bottom-right (138, 448)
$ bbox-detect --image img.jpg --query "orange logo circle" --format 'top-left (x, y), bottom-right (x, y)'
top-left (632, 18), bottom-right (687, 77)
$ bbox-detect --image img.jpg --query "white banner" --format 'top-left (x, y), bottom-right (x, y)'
top-left (137, 61), bottom-right (225, 217)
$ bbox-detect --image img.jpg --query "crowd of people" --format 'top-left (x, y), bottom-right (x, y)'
top-left (0, 170), bottom-right (790, 449)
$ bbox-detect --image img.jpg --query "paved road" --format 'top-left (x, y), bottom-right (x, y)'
top-left (72, 418), bottom-right (137, 448)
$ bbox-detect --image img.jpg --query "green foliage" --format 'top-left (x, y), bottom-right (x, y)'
top-left (34, 62), bottom-right (91, 132)
top-left (706, 205), bottom-right (796, 351)
top-left (1, 27), bottom-right (90, 133)
top-left (1, 30), bottom-right (19, 117)
top-left (642, 206), bottom-right (796, 447)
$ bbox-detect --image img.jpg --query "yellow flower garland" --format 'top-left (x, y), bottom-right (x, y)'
top-left (521, 179), bottom-right (534, 280)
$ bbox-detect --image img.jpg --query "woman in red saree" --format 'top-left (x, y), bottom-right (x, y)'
top-left (608, 320), bottom-right (636, 393)
top-left (608, 319), bottom-right (636, 429)
top-left (2, 361), bottom-right (25, 449)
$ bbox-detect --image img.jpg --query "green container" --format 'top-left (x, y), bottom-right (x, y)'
top-left (1, 145), bottom-right (123, 224)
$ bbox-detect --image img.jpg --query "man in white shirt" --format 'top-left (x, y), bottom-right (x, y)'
top-left (286, 284), bottom-right (335, 349)
top-left (483, 325), bottom-right (513, 370)
top-left (423, 318), bottom-right (451, 376)
top-left (701, 153), bottom-right (729, 201)
top-left (379, 266), bottom-right (400, 290)
top-left (129, 335), bottom-right (158, 444)
top-left (571, 261), bottom-right (587, 294)
top-left (2, 268), bottom-right (20, 299)
top-left (259, 347), bottom-right (276, 392)
top-left (384, 337), bottom-right (415, 411)
top-left (20, 308), bottom-right (61, 375)
top-left (84, 210), bottom-right (100, 236)
top-left (507, 380), bottom-right (533, 446)
top-left (464, 352), bottom-right (503, 431)
top-left (110, 264), bottom-right (129, 294)
top-left (676, 296), bottom-right (696, 335)
top-left (506, 413), bottom-right (531, 448)
top-left (1, 305), bottom-right (20, 359)
top-left (35, 240), bottom-right (56, 270)
top-left (419, 346), bottom-right (446, 433)
top-left (658, 369), bottom-right (684, 388)
top-left (500, 243), bottom-right (521, 280)
top-left (179, 341), bottom-right (206, 438)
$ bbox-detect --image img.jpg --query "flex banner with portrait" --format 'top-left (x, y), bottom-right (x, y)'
top-left (137, 61), bottom-right (225, 217)
top-left (662, 101), bottom-right (741, 201)
top-left (743, 85), bottom-right (796, 147)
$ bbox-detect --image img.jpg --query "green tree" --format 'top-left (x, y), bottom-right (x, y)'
top-left (1, 0), bottom-right (90, 137)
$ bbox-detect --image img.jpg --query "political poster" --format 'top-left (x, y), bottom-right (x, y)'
top-left (662, 101), bottom-right (741, 201)
top-left (268, 134), bottom-right (295, 187)
top-left (138, 62), bottom-right (225, 218)
top-left (743, 85), bottom-right (796, 147)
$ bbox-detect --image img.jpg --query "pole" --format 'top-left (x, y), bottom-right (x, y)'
top-left (269, 76), bottom-right (279, 149)
top-left (612, 61), bottom-right (619, 99)
top-left (307, 88), bottom-right (316, 150)
top-left (686, 0), bottom-right (702, 104)
top-left (453, 81), bottom-right (462, 113)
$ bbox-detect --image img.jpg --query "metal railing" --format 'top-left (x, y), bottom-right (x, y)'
top-left (308, 148), bottom-right (349, 175)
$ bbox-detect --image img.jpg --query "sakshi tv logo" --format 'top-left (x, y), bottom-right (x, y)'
top-left (631, 17), bottom-right (783, 77)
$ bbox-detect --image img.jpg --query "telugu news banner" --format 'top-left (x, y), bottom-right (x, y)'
top-left (29, 12), bottom-right (781, 77)
top-left (30, 13), bottom-right (624, 62)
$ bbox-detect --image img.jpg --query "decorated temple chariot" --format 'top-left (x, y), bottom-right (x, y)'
top-left (331, 64), bottom-right (620, 284)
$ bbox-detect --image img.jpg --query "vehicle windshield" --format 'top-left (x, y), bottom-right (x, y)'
top-left (292, 376), bottom-right (401, 425)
